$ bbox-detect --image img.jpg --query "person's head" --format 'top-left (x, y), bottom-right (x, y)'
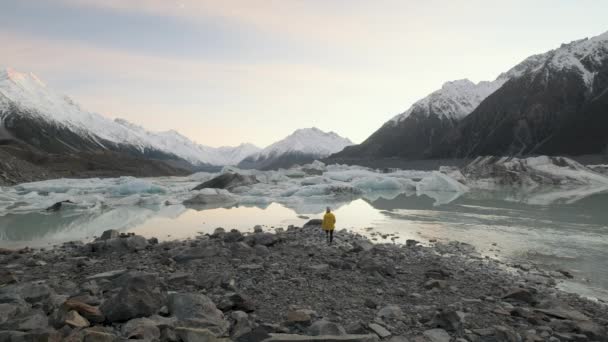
top-left (326, 207), bottom-right (331, 213)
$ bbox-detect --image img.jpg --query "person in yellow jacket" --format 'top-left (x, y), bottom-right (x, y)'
top-left (322, 207), bottom-right (336, 245)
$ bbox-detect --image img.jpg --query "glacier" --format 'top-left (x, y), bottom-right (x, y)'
top-left (1, 156), bottom-right (607, 220)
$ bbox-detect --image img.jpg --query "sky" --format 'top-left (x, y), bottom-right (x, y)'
top-left (1, 0), bottom-right (607, 148)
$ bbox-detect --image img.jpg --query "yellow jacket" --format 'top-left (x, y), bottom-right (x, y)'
top-left (322, 212), bottom-right (336, 231)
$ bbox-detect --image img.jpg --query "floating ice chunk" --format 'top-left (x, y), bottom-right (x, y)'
top-left (292, 184), bottom-right (362, 198)
top-left (183, 188), bottom-right (237, 210)
top-left (417, 171), bottom-right (469, 194)
top-left (301, 176), bottom-right (328, 186)
top-left (464, 156), bottom-right (608, 189)
top-left (109, 177), bottom-right (167, 195)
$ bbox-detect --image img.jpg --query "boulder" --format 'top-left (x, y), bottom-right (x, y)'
top-left (254, 225), bottom-right (264, 233)
top-left (286, 310), bottom-right (313, 326)
top-left (502, 288), bottom-right (537, 305)
top-left (303, 219), bottom-right (323, 227)
top-left (430, 310), bottom-right (465, 332)
top-left (224, 230), bottom-right (244, 243)
top-left (352, 239), bottom-right (374, 253)
top-left (192, 172), bottom-right (259, 191)
top-left (368, 323), bottom-right (391, 338)
top-left (85, 269), bottom-right (127, 281)
top-left (405, 240), bottom-right (419, 247)
top-left (176, 327), bottom-right (224, 342)
top-left (0, 310), bottom-right (48, 331)
top-left (100, 275), bottom-right (163, 323)
top-left (64, 310), bottom-right (90, 328)
top-left (263, 334), bottom-right (379, 342)
top-left (168, 293), bottom-right (230, 336)
top-left (0, 270), bottom-right (18, 286)
top-left (121, 317), bottom-right (163, 340)
top-left (88, 235), bottom-right (148, 254)
top-left (82, 329), bottom-right (118, 342)
top-left (173, 245), bottom-right (221, 262)
top-left (63, 298), bottom-right (105, 323)
top-left (308, 320), bottom-right (347, 336)
top-left (245, 233), bottom-right (279, 247)
top-left (231, 311), bottom-right (254, 339)
top-left (377, 305), bottom-right (404, 320)
top-left (358, 257), bottom-right (396, 277)
top-left (18, 282), bottom-right (54, 304)
top-left (220, 293), bottom-right (255, 313)
top-left (422, 329), bottom-right (451, 342)
top-left (97, 229), bottom-right (120, 241)
top-left (423, 280), bottom-right (447, 290)
top-left (493, 325), bottom-right (521, 342)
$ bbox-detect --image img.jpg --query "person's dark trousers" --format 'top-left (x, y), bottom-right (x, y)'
top-left (325, 230), bottom-right (334, 244)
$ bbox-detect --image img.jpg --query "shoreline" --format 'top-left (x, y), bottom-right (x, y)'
top-left (1, 223), bottom-right (607, 341)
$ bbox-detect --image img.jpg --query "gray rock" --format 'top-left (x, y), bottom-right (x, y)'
top-left (173, 245), bottom-right (221, 262)
top-left (254, 225), bottom-right (264, 233)
top-left (100, 275), bottom-right (163, 323)
top-left (176, 327), bottom-right (222, 342)
top-left (121, 317), bottom-right (162, 340)
top-left (64, 310), bottom-right (90, 328)
top-left (377, 305), bottom-right (404, 320)
top-left (0, 303), bottom-right (26, 325)
top-left (219, 293), bottom-right (255, 313)
top-left (308, 320), bottom-right (347, 336)
top-left (254, 245), bottom-right (271, 257)
top-left (0, 310), bottom-right (48, 331)
top-left (303, 219), bottom-right (323, 227)
top-left (88, 235), bottom-right (148, 254)
top-left (82, 329), bottom-right (118, 342)
top-left (494, 325), bottom-right (521, 342)
top-left (388, 336), bottom-right (409, 342)
top-left (351, 240), bottom-right (374, 253)
top-left (224, 230), bottom-right (244, 243)
top-left (368, 323), bottom-right (391, 338)
top-left (422, 329), bottom-right (451, 342)
top-left (286, 310), bottom-right (313, 326)
top-left (62, 298), bottom-right (105, 323)
top-left (183, 192), bottom-right (237, 209)
top-left (430, 310), bottom-right (465, 331)
top-left (231, 311), bottom-right (254, 339)
top-left (405, 240), bottom-right (419, 247)
top-left (85, 269), bottom-right (127, 281)
top-left (97, 229), bottom-right (120, 241)
top-left (245, 233), bottom-right (279, 247)
top-left (502, 288), bottom-right (536, 304)
top-left (18, 282), bottom-right (53, 304)
top-left (264, 334), bottom-right (379, 342)
top-left (358, 257), bottom-right (395, 277)
top-left (168, 293), bottom-right (229, 336)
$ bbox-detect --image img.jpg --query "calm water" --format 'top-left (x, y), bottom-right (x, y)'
top-left (1, 187), bottom-right (608, 301)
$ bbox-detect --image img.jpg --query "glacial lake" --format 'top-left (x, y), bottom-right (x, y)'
top-left (1, 173), bottom-right (608, 302)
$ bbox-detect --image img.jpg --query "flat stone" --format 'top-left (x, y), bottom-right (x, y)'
top-left (168, 293), bottom-right (229, 336)
top-left (368, 324), bottom-right (391, 338)
top-left (176, 327), bottom-right (224, 342)
top-left (502, 288), bottom-right (536, 304)
top-left (309, 264), bottom-right (330, 272)
top-left (65, 310), bottom-right (90, 328)
top-left (377, 305), bottom-right (404, 320)
top-left (98, 229), bottom-right (120, 241)
top-left (308, 320), bottom-right (347, 336)
top-left (286, 310), bottom-right (313, 325)
top-left (85, 269), bottom-right (127, 281)
top-left (82, 330), bottom-right (117, 342)
top-left (422, 329), bottom-right (450, 342)
top-left (63, 298), bottom-right (105, 323)
top-left (264, 334), bottom-right (380, 342)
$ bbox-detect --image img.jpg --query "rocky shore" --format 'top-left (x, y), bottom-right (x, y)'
top-left (1, 224), bottom-right (607, 342)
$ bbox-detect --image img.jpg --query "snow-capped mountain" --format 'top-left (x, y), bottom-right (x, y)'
top-left (434, 30), bottom-right (608, 158)
top-left (238, 128), bottom-right (353, 170)
top-left (0, 67), bottom-right (259, 166)
top-left (333, 30), bottom-right (608, 161)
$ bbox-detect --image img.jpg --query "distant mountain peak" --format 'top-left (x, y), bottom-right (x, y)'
top-left (0, 68), bottom-right (261, 166)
